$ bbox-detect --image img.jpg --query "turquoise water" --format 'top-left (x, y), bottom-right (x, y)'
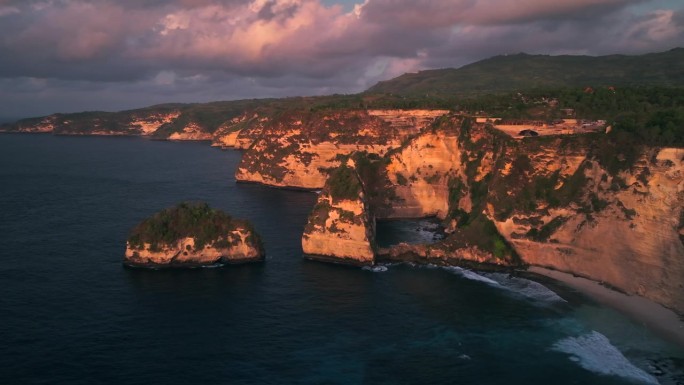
top-left (0, 134), bottom-right (681, 385)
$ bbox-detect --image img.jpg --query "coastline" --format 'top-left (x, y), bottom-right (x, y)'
top-left (528, 266), bottom-right (684, 349)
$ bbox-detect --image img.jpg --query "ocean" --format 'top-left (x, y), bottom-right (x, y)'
top-left (0, 134), bottom-right (681, 385)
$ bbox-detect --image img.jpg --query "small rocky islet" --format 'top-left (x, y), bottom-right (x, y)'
top-left (124, 202), bottom-right (264, 268)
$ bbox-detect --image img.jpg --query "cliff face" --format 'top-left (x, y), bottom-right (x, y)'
top-left (383, 119), bottom-right (683, 312)
top-left (166, 122), bottom-right (213, 141)
top-left (296, 117), bottom-right (682, 313)
top-left (125, 230), bottom-right (263, 267)
top-left (301, 164), bottom-right (376, 265)
top-left (384, 124), bottom-right (463, 219)
top-left (234, 110), bottom-right (446, 189)
top-left (493, 146), bottom-right (684, 312)
top-left (129, 112), bottom-right (181, 135)
top-left (1, 108), bottom-right (238, 139)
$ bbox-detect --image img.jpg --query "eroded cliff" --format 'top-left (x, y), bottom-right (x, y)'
top-left (233, 109), bottom-right (448, 189)
top-left (301, 164), bottom-right (376, 265)
top-left (378, 118), bottom-right (683, 312)
top-left (492, 146), bottom-right (684, 312)
top-left (293, 115), bottom-right (683, 313)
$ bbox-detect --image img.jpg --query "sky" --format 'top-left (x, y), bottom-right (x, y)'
top-left (0, 0), bottom-right (682, 119)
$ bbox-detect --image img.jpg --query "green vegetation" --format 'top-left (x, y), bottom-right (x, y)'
top-left (327, 165), bottom-right (362, 202)
top-left (526, 217), bottom-right (568, 242)
top-left (368, 48), bottom-right (684, 96)
top-left (443, 215), bottom-right (519, 263)
top-left (128, 202), bottom-right (259, 252)
top-left (348, 152), bottom-right (397, 215)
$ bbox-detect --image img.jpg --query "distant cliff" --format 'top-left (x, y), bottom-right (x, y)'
top-left (232, 109), bottom-right (447, 189)
top-left (124, 202), bottom-right (264, 268)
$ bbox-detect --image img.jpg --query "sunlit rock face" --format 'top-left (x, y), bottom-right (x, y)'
top-left (301, 164), bottom-right (376, 265)
top-left (125, 231), bottom-right (263, 267)
top-left (129, 112), bottom-right (181, 135)
top-left (167, 122), bottom-right (213, 141)
top-left (298, 116), bottom-right (683, 313)
top-left (234, 109), bottom-right (448, 189)
top-left (493, 147), bottom-right (684, 313)
top-left (383, 127), bottom-right (463, 219)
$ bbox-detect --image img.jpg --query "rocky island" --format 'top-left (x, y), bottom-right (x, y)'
top-left (124, 202), bottom-right (264, 268)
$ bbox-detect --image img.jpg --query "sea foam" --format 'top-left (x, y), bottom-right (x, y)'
top-left (362, 265), bottom-right (388, 273)
top-left (487, 273), bottom-right (567, 304)
top-left (444, 267), bottom-right (566, 304)
top-left (444, 266), bottom-right (501, 286)
top-left (552, 331), bottom-right (659, 384)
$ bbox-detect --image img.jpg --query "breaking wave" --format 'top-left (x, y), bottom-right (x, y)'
top-left (444, 266), bottom-right (501, 286)
top-left (487, 273), bottom-right (567, 304)
top-left (552, 331), bottom-right (659, 384)
top-left (443, 267), bottom-right (566, 304)
top-left (362, 265), bottom-right (389, 273)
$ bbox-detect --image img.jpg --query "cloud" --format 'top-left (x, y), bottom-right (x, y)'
top-left (0, 0), bottom-right (681, 117)
top-left (357, 0), bottom-right (642, 27)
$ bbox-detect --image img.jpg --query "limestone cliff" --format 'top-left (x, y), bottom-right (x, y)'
top-left (301, 164), bottom-right (376, 265)
top-left (124, 202), bottom-right (264, 268)
top-left (3, 115), bottom-right (59, 133)
top-left (234, 109), bottom-right (447, 189)
top-left (129, 111), bottom-right (181, 135)
top-left (383, 121), bottom-right (463, 219)
top-left (375, 118), bottom-right (683, 312)
top-left (211, 112), bottom-right (267, 149)
top-left (492, 146), bottom-right (684, 313)
top-left (166, 122), bottom-right (213, 141)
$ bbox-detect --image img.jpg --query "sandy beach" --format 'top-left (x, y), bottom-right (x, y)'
top-left (528, 267), bottom-right (684, 348)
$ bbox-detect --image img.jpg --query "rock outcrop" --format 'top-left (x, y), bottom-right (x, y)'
top-left (124, 202), bottom-right (264, 268)
top-left (301, 164), bottom-right (376, 265)
top-left (234, 109), bottom-right (447, 189)
top-left (383, 124), bottom-right (463, 219)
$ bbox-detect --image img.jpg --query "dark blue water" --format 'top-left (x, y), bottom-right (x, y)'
top-left (0, 134), bottom-right (682, 385)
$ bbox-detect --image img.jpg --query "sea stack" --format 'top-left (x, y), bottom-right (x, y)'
top-left (124, 202), bottom-right (264, 268)
top-left (302, 163), bottom-right (376, 265)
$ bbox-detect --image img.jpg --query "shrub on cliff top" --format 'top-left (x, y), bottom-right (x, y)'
top-left (128, 202), bottom-right (257, 251)
top-left (327, 165), bottom-right (362, 201)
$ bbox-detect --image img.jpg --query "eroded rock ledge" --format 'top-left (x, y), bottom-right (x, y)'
top-left (124, 202), bottom-right (264, 268)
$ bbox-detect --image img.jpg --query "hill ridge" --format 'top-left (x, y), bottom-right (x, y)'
top-left (367, 47), bottom-right (684, 96)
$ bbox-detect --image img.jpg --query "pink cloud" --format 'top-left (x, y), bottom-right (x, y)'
top-left (0, 0), bottom-right (682, 117)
